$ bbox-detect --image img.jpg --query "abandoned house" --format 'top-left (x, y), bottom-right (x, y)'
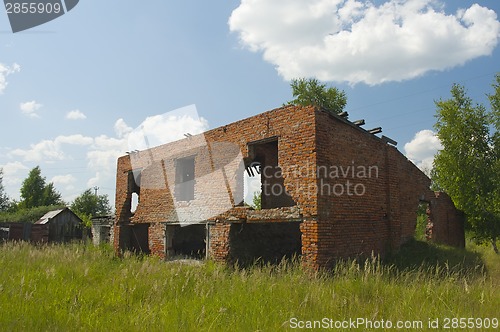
top-left (35, 208), bottom-right (85, 243)
top-left (1, 208), bottom-right (85, 243)
top-left (113, 105), bottom-right (464, 269)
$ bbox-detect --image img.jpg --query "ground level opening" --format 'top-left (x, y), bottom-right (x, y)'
top-left (166, 224), bottom-right (206, 259)
top-left (228, 222), bottom-right (301, 265)
top-left (128, 223), bottom-right (150, 254)
top-left (415, 201), bottom-right (431, 241)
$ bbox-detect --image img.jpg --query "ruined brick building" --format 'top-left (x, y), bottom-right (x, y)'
top-left (114, 105), bottom-right (464, 269)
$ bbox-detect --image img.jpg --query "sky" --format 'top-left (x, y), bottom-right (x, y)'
top-left (0, 0), bottom-right (499, 208)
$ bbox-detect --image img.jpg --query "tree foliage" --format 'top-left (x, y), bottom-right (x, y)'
top-left (433, 78), bottom-right (500, 253)
top-left (0, 168), bottom-right (9, 211)
top-left (42, 183), bottom-right (63, 207)
top-left (286, 78), bottom-right (347, 114)
top-left (19, 166), bottom-right (64, 209)
top-left (70, 188), bottom-right (112, 219)
top-left (251, 191), bottom-right (261, 210)
top-left (0, 204), bottom-right (66, 223)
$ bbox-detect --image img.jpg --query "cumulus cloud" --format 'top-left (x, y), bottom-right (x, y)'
top-left (86, 105), bottom-right (210, 188)
top-left (127, 105), bottom-right (209, 150)
top-left (66, 109), bottom-right (87, 120)
top-left (0, 161), bottom-right (28, 186)
top-left (87, 134), bottom-right (126, 176)
top-left (50, 175), bottom-right (74, 192)
top-left (10, 134), bottom-right (94, 162)
top-left (56, 134), bottom-right (93, 146)
top-left (404, 129), bottom-right (442, 173)
top-left (87, 171), bottom-right (107, 189)
top-left (229, 0), bottom-right (500, 85)
top-left (20, 101), bottom-right (42, 118)
top-left (6, 105), bottom-right (211, 203)
top-left (50, 174), bottom-right (77, 192)
top-left (0, 63), bottom-right (20, 93)
top-left (114, 118), bottom-right (133, 138)
top-left (51, 174), bottom-right (77, 186)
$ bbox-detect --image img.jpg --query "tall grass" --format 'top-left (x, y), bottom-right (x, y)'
top-left (0, 240), bottom-right (498, 331)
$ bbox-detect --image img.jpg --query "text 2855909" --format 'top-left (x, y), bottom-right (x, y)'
top-left (5, 2), bottom-right (62, 14)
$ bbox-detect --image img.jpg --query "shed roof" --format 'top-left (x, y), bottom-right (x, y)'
top-left (35, 209), bottom-right (66, 224)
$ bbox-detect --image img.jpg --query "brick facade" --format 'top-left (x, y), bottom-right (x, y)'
top-left (114, 105), bottom-right (465, 269)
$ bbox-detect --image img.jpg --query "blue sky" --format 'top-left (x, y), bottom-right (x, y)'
top-left (0, 0), bottom-right (499, 207)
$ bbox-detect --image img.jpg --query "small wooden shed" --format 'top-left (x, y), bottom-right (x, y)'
top-left (35, 208), bottom-right (84, 242)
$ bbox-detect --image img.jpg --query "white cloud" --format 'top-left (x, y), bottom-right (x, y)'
top-left (114, 118), bottom-right (133, 138)
top-left (86, 120), bottom-right (140, 189)
top-left (87, 138), bottom-right (125, 171)
top-left (229, 0), bottom-right (500, 85)
top-left (87, 171), bottom-right (106, 188)
top-left (127, 105), bottom-right (209, 150)
top-left (404, 129), bottom-right (442, 172)
top-left (10, 134), bottom-right (94, 162)
top-left (5, 105), bottom-right (211, 205)
top-left (51, 174), bottom-right (77, 192)
top-left (56, 134), bottom-right (93, 146)
top-left (0, 161), bottom-right (29, 199)
top-left (66, 109), bottom-right (87, 120)
top-left (86, 105), bottom-right (209, 190)
top-left (51, 174), bottom-right (77, 186)
top-left (0, 161), bottom-right (28, 186)
top-left (20, 100), bottom-right (42, 118)
top-left (0, 63), bottom-right (20, 93)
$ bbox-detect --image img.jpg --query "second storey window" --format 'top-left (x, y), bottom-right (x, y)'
top-left (175, 157), bottom-right (195, 201)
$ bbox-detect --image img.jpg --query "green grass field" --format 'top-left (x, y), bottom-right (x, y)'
top-left (0, 240), bottom-right (498, 331)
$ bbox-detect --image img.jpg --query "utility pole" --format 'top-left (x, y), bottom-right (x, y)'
top-left (93, 186), bottom-right (99, 196)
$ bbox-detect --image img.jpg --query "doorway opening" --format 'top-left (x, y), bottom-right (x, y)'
top-left (415, 201), bottom-right (431, 241)
top-left (166, 224), bottom-right (206, 259)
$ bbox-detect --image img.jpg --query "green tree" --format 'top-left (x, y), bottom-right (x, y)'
top-left (286, 78), bottom-right (347, 114)
top-left (70, 188), bottom-right (112, 219)
top-left (0, 168), bottom-right (10, 211)
top-left (251, 191), bottom-right (261, 210)
top-left (42, 182), bottom-right (63, 206)
top-left (20, 166), bottom-right (46, 209)
top-left (19, 166), bottom-right (63, 209)
top-left (488, 74), bottom-right (500, 250)
top-left (433, 79), bottom-right (500, 253)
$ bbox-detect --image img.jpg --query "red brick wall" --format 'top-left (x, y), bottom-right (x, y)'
top-left (208, 222), bottom-right (231, 261)
top-left (430, 192), bottom-right (465, 247)
top-left (115, 105), bottom-right (319, 259)
top-left (314, 110), bottom-right (392, 264)
top-left (114, 105), bottom-right (465, 267)
top-left (313, 109), bottom-right (464, 265)
top-left (149, 223), bottom-right (166, 259)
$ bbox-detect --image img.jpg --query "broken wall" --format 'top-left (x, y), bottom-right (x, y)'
top-left (312, 110), bottom-right (392, 267)
top-left (115, 105), bottom-right (318, 258)
top-left (310, 109), bottom-right (465, 268)
top-left (114, 105), bottom-right (465, 268)
top-left (430, 192), bottom-right (465, 248)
